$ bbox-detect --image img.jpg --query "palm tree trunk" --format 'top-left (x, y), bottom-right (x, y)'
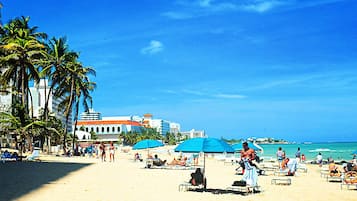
top-left (63, 78), bottom-right (75, 154)
top-left (72, 100), bottom-right (80, 151)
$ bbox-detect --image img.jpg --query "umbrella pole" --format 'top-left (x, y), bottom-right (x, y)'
top-left (203, 153), bottom-right (206, 190)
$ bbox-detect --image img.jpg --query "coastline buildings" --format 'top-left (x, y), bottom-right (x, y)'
top-left (74, 113), bottom-right (183, 141)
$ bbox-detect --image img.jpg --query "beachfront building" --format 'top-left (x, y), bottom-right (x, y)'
top-left (169, 122), bottom-right (180, 134)
top-left (74, 116), bottom-right (143, 141)
top-left (181, 129), bottom-right (206, 139)
top-left (80, 108), bottom-right (101, 120)
top-left (29, 79), bottom-right (72, 132)
top-left (141, 113), bottom-right (178, 135)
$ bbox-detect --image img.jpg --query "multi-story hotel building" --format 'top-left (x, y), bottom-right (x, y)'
top-left (29, 79), bottom-right (72, 132)
top-left (80, 108), bottom-right (101, 120)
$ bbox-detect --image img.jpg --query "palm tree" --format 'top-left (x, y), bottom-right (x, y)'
top-left (41, 37), bottom-right (76, 121)
top-left (56, 57), bottom-right (96, 153)
top-left (0, 16), bottom-right (46, 122)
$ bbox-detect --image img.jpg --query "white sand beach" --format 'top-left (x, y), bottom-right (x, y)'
top-left (1, 146), bottom-right (356, 201)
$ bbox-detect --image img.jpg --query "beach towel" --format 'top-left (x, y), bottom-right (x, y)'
top-left (242, 159), bottom-right (258, 186)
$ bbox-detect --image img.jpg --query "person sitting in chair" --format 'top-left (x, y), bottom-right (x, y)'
top-left (189, 168), bottom-right (207, 188)
top-left (152, 154), bottom-right (166, 166)
top-left (329, 160), bottom-right (341, 177)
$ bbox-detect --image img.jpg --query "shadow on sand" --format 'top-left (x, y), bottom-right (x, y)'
top-left (0, 161), bottom-right (93, 201)
top-left (189, 188), bottom-right (261, 196)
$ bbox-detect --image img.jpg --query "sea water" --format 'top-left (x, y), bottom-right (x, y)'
top-left (258, 142), bottom-right (357, 161)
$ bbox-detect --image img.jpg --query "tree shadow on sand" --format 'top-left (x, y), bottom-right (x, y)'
top-left (0, 161), bottom-right (93, 201)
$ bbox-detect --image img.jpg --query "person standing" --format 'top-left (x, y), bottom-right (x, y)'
top-left (295, 147), bottom-right (301, 163)
top-left (109, 142), bottom-right (115, 162)
top-left (316, 152), bottom-right (323, 167)
top-left (240, 142), bottom-right (256, 174)
top-left (100, 142), bottom-right (106, 162)
top-left (276, 147), bottom-right (284, 168)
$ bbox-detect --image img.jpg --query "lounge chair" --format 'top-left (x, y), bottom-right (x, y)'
top-left (341, 171), bottom-right (357, 190)
top-left (297, 163), bottom-right (308, 173)
top-left (26, 149), bottom-right (41, 161)
top-left (178, 182), bottom-right (204, 191)
top-left (271, 178), bottom-right (292, 185)
top-left (228, 159), bottom-right (261, 194)
top-left (1, 151), bottom-right (18, 163)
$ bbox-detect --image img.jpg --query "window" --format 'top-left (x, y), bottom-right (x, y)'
top-left (85, 128), bottom-right (88, 132)
top-left (96, 127), bottom-right (99, 133)
top-left (91, 128), bottom-right (94, 132)
top-left (102, 127), bottom-right (104, 133)
top-left (117, 127), bottom-right (120, 132)
top-left (112, 127), bottom-right (115, 132)
top-left (107, 127), bottom-right (110, 132)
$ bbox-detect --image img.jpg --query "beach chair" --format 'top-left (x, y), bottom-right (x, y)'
top-left (271, 178), bottom-right (292, 185)
top-left (178, 182), bottom-right (204, 192)
top-left (326, 170), bottom-right (343, 182)
top-left (340, 171), bottom-right (357, 190)
top-left (1, 151), bottom-right (18, 163)
top-left (228, 159), bottom-right (261, 194)
top-left (26, 149), bottom-right (41, 161)
top-left (297, 163), bottom-right (308, 173)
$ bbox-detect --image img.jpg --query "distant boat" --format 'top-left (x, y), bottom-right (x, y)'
top-left (303, 142), bottom-right (312, 144)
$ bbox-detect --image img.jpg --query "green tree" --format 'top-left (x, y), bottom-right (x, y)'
top-left (0, 16), bottom-right (46, 114)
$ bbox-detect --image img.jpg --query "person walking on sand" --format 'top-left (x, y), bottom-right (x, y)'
top-left (109, 142), bottom-right (115, 162)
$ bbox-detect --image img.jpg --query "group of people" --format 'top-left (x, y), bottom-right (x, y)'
top-left (328, 154), bottom-right (357, 177)
top-left (98, 142), bottom-right (116, 162)
top-left (145, 153), bottom-right (189, 167)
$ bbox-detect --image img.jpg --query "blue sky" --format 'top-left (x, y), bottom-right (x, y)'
top-left (3, 0), bottom-right (357, 142)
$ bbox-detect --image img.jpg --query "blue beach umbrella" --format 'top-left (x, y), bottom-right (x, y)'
top-left (133, 139), bottom-right (164, 150)
top-left (175, 137), bottom-right (234, 188)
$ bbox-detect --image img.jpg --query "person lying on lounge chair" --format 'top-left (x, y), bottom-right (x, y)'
top-left (153, 154), bottom-right (166, 166)
top-left (168, 157), bottom-right (187, 166)
top-left (328, 160), bottom-right (341, 177)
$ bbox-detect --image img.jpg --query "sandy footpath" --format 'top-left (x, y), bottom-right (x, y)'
top-left (1, 147), bottom-right (356, 201)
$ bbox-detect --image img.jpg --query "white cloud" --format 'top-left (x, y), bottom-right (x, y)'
top-left (141, 40), bottom-right (164, 55)
top-left (215, 93), bottom-right (247, 99)
top-left (241, 0), bottom-right (283, 13)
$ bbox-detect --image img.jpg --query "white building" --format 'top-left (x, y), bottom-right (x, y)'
top-left (80, 108), bottom-right (101, 120)
top-left (181, 129), bottom-right (206, 139)
top-left (142, 113), bottom-right (175, 135)
top-left (74, 119), bottom-right (143, 141)
top-left (29, 79), bottom-right (72, 132)
top-left (170, 122), bottom-right (181, 134)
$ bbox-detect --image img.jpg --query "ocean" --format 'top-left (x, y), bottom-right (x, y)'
top-left (258, 142), bottom-right (357, 161)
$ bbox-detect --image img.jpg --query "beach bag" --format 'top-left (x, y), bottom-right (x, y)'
top-left (232, 180), bottom-right (246, 186)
